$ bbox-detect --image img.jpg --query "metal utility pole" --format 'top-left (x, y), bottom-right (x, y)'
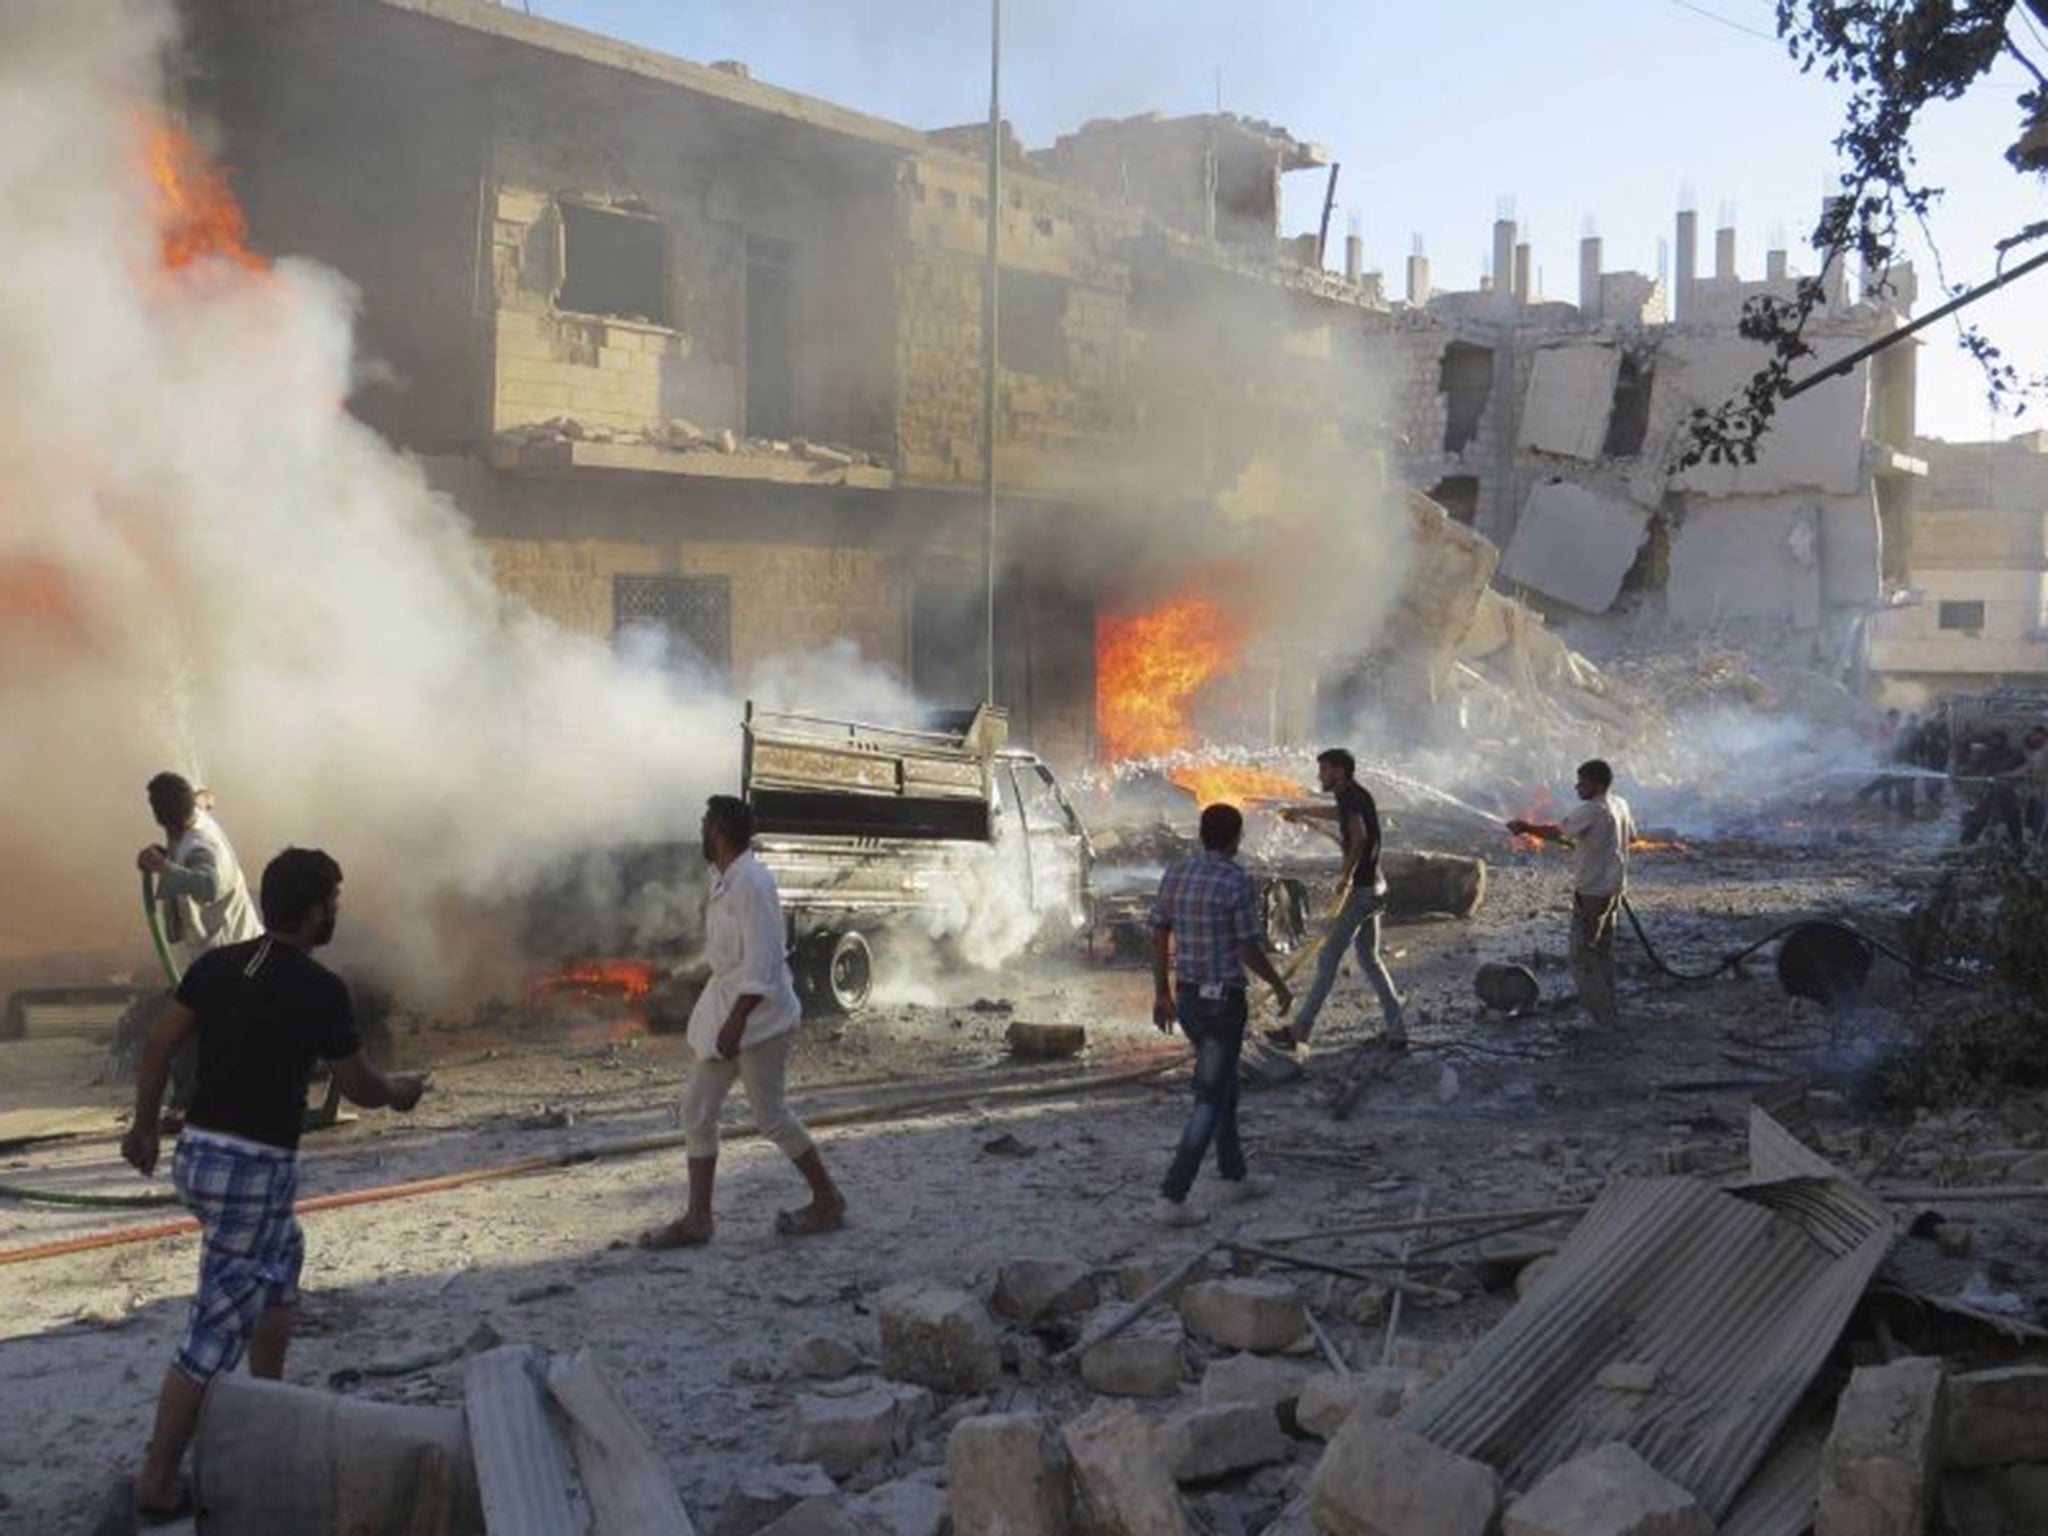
top-left (981, 0), bottom-right (1002, 706)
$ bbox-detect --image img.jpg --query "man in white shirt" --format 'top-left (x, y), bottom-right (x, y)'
top-left (642, 795), bottom-right (845, 1249)
top-left (1507, 758), bottom-right (1636, 1032)
top-left (139, 773), bottom-right (263, 974)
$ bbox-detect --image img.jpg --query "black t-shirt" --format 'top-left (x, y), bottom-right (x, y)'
top-left (175, 937), bottom-right (361, 1152)
top-left (1335, 780), bottom-right (1383, 890)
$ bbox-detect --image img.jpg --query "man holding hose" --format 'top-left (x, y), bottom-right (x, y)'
top-left (1508, 758), bottom-right (1636, 1033)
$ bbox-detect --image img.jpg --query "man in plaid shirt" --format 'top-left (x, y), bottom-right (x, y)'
top-left (1150, 804), bottom-right (1292, 1226)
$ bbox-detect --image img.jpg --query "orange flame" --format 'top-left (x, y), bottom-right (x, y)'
top-left (1096, 592), bottom-right (1246, 762)
top-left (1629, 837), bottom-right (1689, 854)
top-left (531, 958), bottom-right (659, 1004)
top-left (1166, 763), bottom-right (1305, 807)
top-left (145, 120), bottom-right (265, 273)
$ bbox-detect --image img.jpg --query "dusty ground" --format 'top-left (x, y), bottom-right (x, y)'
top-left (4, 811), bottom-right (2045, 1532)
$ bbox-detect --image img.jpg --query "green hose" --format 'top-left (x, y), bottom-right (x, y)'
top-left (0, 1182), bottom-right (179, 1209)
top-left (142, 868), bottom-right (180, 988)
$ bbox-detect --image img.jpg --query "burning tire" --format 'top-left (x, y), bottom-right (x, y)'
top-left (798, 929), bottom-right (874, 1017)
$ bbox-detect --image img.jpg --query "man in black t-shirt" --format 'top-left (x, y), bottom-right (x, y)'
top-left (120, 847), bottom-right (427, 1524)
top-left (1273, 747), bottom-right (1406, 1051)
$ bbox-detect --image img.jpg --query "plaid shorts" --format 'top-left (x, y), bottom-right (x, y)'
top-left (171, 1129), bottom-right (304, 1383)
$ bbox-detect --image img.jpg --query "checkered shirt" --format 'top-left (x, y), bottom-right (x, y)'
top-left (1151, 850), bottom-right (1261, 989)
top-left (171, 1129), bottom-right (304, 1383)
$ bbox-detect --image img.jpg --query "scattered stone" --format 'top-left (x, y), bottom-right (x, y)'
top-left (1080, 1322), bottom-right (1185, 1398)
top-left (980, 1133), bottom-right (1036, 1159)
top-left (845, 1478), bottom-right (949, 1536)
top-left (1295, 1367), bottom-right (1425, 1440)
top-left (1179, 1279), bottom-right (1307, 1354)
top-left (1502, 1442), bottom-right (1712, 1536)
top-left (1062, 1401), bottom-right (1187, 1536)
top-left (787, 1381), bottom-right (935, 1478)
top-left (993, 1259), bottom-right (1100, 1323)
top-left (948, 1414), bottom-right (1071, 1536)
top-left (1200, 1353), bottom-right (1312, 1416)
top-left (1383, 1338), bottom-right (1464, 1382)
top-left (1117, 1251), bottom-right (1218, 1303)
top-left (1514, 1255), bottom-right (1559, 1300)
top-left (1470, 1239), bottom-right (1560, 1293)
top-left (1817, 1356), bottom-right (1945, 1536)
top-left (1007, 1021), bottom-right (1087, 1059)
top-left (1946, 1366), bottom-right (2048, 1469)
top-left (1933, 1223), bottom-right (1974, 1260)
top-left (1594, 1361), bottom-right (1662, 1394)
top-left (1158, 1403), bottom-right (1291, 1485)
top-left (732, 1351), bottom-right (792, 1383)
top-left (790, 1336), bottom-right (865, 1380)
top-left (876, 1282), bottom-right (1003, 1393)
top-left (718, 1464), bottom-right (842, 1536)
top-left (759, 1499), bottom-right (860, 1536)
top-left (1308, 1416), bottom-right (1500, 1536)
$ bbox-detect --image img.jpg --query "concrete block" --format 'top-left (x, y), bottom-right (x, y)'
top-left (876, 1282), bottom-right (1003, 1393)
top-left (1157, 1403), bottom-right (1291, 1485)
top-left (718, 1465), bottom-right (841, 1536)
top-left (993, 1259), bottom-right (1100, 1324)
top-left (790, 1336), bottom-right (865, 1380)
top-left (1079, 1323), bottom-right (1184, 1398)
top-left (1941, 1463), bottom-right (2048, 1536)
top-left (1294, 1368), bottom-right (1423, 1440)
top-left (1518, 344), bottom-right (1620, 460)
top-left (787, 1380), bottom-right (935, 1478)
top-left (1513, 1255), bottom-right (1559, 1300)
top-left (1817, 1356), bottom-right (1946, 1536)
top-left (1178, 1279), bottom-right (1307, 1354)
top-left (1946, 1366), bottom-right (2048, 1469)
top-left (1498, 479), bottom-right (1649, 615)
top-left (948, 1414), bottom-right (1071, 1536)
top-left (1200, 1354), bottom-right (1312, 1416)
top-left (1307, 1417), bottom-right (1500, 1536)
top-left (1116, 1250), bottom-right (1219, 1303)
top-left (1502, 1442), bottom-right (1711, 1536)
top-left (845, 1479), bottom-right (949, 1536)
top-left (1061, 1401), bottom-right (1186, 1536)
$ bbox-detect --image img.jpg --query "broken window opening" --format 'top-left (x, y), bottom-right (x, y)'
top-left (1440, 343), bottom-right (1493, 454)
top-left (1427, 475), bottom-right (1481, 527)
top-left (1603, 355), bottom-right (1654, 458)
top-left (997, 269), bottom-right (1070, 380)
top-left (557, 202), bottom-right (667, 324)
top-left (1938, 600), bottom-right (1986, 633)
top-left (613, 573), bottom-right (733, 679)
top-left (746, 235), bottom-right (795, 440)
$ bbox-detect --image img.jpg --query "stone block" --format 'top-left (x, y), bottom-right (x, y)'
top-left (948, 1414), bottom-right (1071, 1536)
top-left (1079, 1323), bottom-right (1185, 1398)
top-left (876, 1282), bottom-right (1003, 1393)
top-left (1200, 1354), bottom-right (1312, 1416)
top-left (1307, 1417), bottom-right (1500, 1536)
top-left (1178, 1279), bottom-right (1307, 1354)
top-left (1817, 1356), bottom-right (1946, 1536)
top-left (1157, 1403), bottom-right (1291, 1485)
top-left (787, 1380), bottom-right (935, 1478)
top-left (1502, 1442), bottom-right (1712, 1536)
top-left (1294, 1367), bottom-right (1424, 1440)
top-left (1061, 1401), bottom-right (1186, 1536)
top-left (1946, 1366), bottom-right (2048, 1469)
top-left (1116, 1250), bottom-right (1219, 1303)
top-left (993, 1259), bottom-right (1100, 1324)
top-left (718, 1463), bottom-right (841, 1536)
top-left (759, 1502), bottom-right (860, 1536)
top-left (845, 1478), bottom-right (949, 1536)
top-left (790, 1336), bottom-right (865, 1380)
top-left (1514, 1255), bottom-right (1559, 1300)
top-left (1941, 1463), bottom-right (2048, 1535)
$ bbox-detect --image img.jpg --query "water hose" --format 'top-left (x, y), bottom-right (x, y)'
top-left (1618, 899), bottom-right (1976, 989)
top-left (142, 868), bottom-right (181, 989)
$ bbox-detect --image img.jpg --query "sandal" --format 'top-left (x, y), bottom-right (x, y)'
top-left (775, 1203), bottom-right (846, 1238)
top-left (134, 1480), bottom-right (194, 1526)
top-left (638, 1219), bottom-right (713, 1251)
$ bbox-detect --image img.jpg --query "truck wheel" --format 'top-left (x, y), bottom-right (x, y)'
top-left (800, 930), bottom-right (874, 1016)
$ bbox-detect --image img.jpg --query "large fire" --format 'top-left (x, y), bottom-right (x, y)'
top-left (1167, 763), bottom-right (1305, 807)
top-left (145, 119), bottom-right (265, 273)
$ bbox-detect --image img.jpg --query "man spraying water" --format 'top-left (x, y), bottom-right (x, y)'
top-left (1507, 759), bottom-right (1637, 1033)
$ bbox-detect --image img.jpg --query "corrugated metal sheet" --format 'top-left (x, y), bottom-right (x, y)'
top-left (1397, 1170), bottom-right (1896, 1526)
top-left (1719, 1414), bottom-right (1825, 1536)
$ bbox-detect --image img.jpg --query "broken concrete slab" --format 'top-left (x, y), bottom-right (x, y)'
top-left (1816, 1356), bottom-right (1946, 1536)
top-left (1945, 1366), bottom-right (2048, 1469)
top-left (790, 1336), bottom-right (865, 1380)
top-left (1294, 1367), bottom-right (1424, 1440)
top-left (1502, 1441), bottom-right (1712, 1536)
top-left (1517, 344), bottom-right (1621, 461)
top-left (787, 1380), bottom-right (935, 1478)
top-left (465, 1344), bottom-right (584, 1536)
top-left (876, 1281), bottom-right (1003, 1393)
top-left (993, 1258), bottom-right (1100, 1324)
top-left (1199, 1353), bottom-right (1312, 1416)
top-left (1062, 1401), bottom-right (1186, 1536)
top-left (717, 1465), bottom-right (842, 1536)
top-left (1157, 1403), bottom-right (1291, 1485)
top-left (948, 1414), bottom-right (1071, 1536)
top-left (1079, 1322), bottom-right (1185, 1398)
top-left (1497, 479), bottom-right (1650, 615)
top-left (1307, 1416), bottom-right (1500, 1536)
top-left (547, 1348), bottom-right (699, 1536)
top-left (1178, 1279), bottom-right (1307, 1354)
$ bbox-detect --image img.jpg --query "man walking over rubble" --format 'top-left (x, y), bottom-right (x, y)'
top-left (642, 795), bottom-right (845, 1249)
top-left (120, 847), bottom-right (427, 1523)
top-left (1271, 747), bottom-right (1405, 1052)
top-left (1151, 803), bottom-right (1292, 1226)
top-left (1507, 759), bottom-right (1636, 1032)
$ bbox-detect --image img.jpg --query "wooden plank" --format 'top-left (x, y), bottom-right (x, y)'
top-left (464, 1345), bottom-right (584, 1536)
top-left (547, 1350), bottom-right (698, 1536)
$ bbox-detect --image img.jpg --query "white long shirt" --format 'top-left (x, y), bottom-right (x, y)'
top-left (1560, 791), bottom-right (1635, 899)
top-left (685, 850), bottom-right (801, 1061)
top-left (158, 811), bottom-right (262, 971)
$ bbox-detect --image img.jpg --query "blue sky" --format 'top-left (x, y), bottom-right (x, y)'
top-left (530, 0), bottom-right (2046, 443)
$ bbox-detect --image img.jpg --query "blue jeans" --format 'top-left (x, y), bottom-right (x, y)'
top-left (1293, 887), bottom-right (1403, 1042)
top-left (1161, 990), bottom-right (1247, 1202)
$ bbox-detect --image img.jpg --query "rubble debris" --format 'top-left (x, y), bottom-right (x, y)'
top-left (1940, 1463), bottom-right (2048, 1535)
top-left (1061, 1401), bottom-right (1188, 1536)
top-left (992, 1258), bottom-right (1100, 1323)
top-left (786, 1380), bottom-right (935, 1478)
top-left (843, 1478), bottom-right (949, 1536)
top-left (466, 1344), bottom-right (584, 1536)
top-left (789, 1335), bottom-right (865, 1380)
top-left (1199, 1353), bottom-right (1312, 1416)
top-left (1061, 1248), bottom-right (1219, 1365)
top-left (1177, 1278), bottom-right (1309, 1354)
top-left (1307, 1416), bottom-right (1500, 1536)
top-left (980, 1133), bottom-right (1036, 1159)
top-left (1944, 1366), bottom-right (2048, 1469)
top-left (1115, 1250), bottom-right (1220, 1304)
top-left (1502, 1442), bottom-right (1713, 1536)
top-left (1157, 1403), bottom-right (1291, 1484)
top-left (716, 1464), bottom-right (841, 1536)
top-left (1296, 1367), bottom-right (1425, 1439)
top-left (875, 1282), bottom-right (1003, 1393)
top-left (757, 1499), bottom-right (858, 1536)
top-left (547, 1348), bottom-right (701, 1536)
top-left (1079, 1320), bottom-right (1187, 1398)
top-left (947, 1414), bottom-right (1072, 1536)
top-left (1816, 1356), bottom-right (1946, 1536)
top-left (1006, 1021), bottom-right (1086, 1059)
